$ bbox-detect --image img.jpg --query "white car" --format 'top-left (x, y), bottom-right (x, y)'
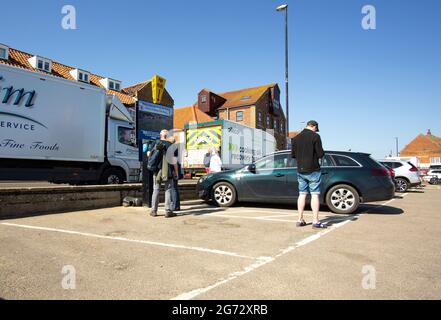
top-left (424, 170), bottom-right (441, 183)
top-left (379, 160), bottom-right (421, 192)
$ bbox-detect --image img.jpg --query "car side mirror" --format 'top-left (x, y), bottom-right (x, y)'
top-left (248, 164), bottom-right (256, 173)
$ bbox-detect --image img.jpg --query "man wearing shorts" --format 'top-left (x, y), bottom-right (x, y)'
top-left (291, 120), bottom-right (326, 228)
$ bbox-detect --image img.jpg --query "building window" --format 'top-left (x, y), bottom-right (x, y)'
top-left (258, 112), bottom-right (262, 124)
top-left (84, 73), bottom-right (89, 82)
top-left (266, 115), bottom-right (270, 127)
top-left (236, 111), bottom-right (244, 122)
top-left (0, 45), bottom-right (8, 60)
top-left (78, 73), bottom-right (83, 81)
top-left (430, 157), bottom-right (441, 164)
top-left (99, 78), bottom-right (122, 91)
top-left (28, 55), bottom-right (52, 72)
top-left (280, 121), bottom-right (284, 133)
top-left (274, 119), bottom-right (277, 130)
top-left (201, 95), bottom-right (207, 103)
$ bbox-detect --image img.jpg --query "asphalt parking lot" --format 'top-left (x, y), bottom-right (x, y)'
top-left (0, 185), bottom-right (440, 300)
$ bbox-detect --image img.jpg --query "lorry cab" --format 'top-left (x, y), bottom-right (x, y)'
top-left (106, 96), bottom-right (141, 183)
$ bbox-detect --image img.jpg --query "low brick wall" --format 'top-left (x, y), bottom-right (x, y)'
top-left (0, 182), bottom-right (198, 219)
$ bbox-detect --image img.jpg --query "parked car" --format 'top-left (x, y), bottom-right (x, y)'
top-left (424, 170), bottom-right (441, 183)
top-left (197, 151), bottom-right (395, 214)
top-left (378, 160), bottom-right (421, 192)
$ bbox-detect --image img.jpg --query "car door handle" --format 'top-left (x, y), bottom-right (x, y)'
top-left (275, 173), bottom-right (285, 178)
top-left (115, 151), bottom-right (122, 154)
top-left (322, 172), bottom-right (329, 175)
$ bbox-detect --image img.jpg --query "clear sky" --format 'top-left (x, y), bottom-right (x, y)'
top-left (1, 0), bottom-right (440, 158)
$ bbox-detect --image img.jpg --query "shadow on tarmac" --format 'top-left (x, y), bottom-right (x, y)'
top-left (358, 204), bottom-right (404, 215)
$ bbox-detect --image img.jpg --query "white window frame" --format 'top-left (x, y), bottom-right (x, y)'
top-left (236, 111), bottom-right (244, 122)
top-left (28, 55), bottom-right (52, 73)
top-left (69, 69), bottom-right (91, 83)
top-left (0, 44), bottom-right (9, 60)
top-left (99, 78), bottom-right (122, 91)
top-left (430, 157), bottom-right (441, 164)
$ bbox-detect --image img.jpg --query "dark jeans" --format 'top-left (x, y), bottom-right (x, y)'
top-left (172, 179), bottom-right (180, 210)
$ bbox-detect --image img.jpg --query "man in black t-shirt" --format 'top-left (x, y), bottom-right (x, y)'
top-left (291, 120), bottom-right (326, 229)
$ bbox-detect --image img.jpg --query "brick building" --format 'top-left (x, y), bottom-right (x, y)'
top-left (400, 129), bottom-right (441, 168)
top-left (177, 84), bottom-right (287, 150)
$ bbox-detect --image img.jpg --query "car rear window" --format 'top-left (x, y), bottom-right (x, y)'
top-left (332, 155), bottom-right (360, 167)
top-left (391, 162), bottom-right (403, 169)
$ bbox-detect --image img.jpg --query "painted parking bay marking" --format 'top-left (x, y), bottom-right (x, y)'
top-left (0, 222), bottom-right (257, 260)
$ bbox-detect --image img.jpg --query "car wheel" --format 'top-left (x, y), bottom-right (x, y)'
top-left (100, 168), bottom-right (124, 185)
top-left (395, 177), bottom-right (409, 192)
top-left (326, 184), bottom-right (360, 214)
top-left (211, 182), bottom-right (237, 207)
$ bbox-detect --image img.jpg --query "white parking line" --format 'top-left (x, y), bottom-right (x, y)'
top-left (205, 213), bottom-right (297, 223)
top-left (172, 195), bottom-right (405, 300)
top-left (0, 222), bottom-right (256, 260)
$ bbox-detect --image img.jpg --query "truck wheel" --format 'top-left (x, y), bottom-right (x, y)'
top-left (100, 168), bottom-right (124, 185)
top-left (326, 184), bottom-right (360, 214)
top-left (211, 182), bottom-right (237, 207)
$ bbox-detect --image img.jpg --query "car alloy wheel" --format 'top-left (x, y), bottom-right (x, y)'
top-left (395, 178), bottom-right (409, 192)
top-left (214, 185), bottom-right (233, 205)
top-left (330, 188), bottom-right (356, 211)
top-left (212, 182), bottom-right (237, 207)
top-left (326, 184), bottom-right (360, 214)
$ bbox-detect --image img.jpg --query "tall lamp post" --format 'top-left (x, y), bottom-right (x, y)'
top-left (276, 4), bottom-right (289, 138)
top-left (395, 137), bottom-right (399, 157)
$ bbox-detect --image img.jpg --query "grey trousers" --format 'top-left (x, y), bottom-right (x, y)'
top-left (151, 174), bottom-right (174, 213)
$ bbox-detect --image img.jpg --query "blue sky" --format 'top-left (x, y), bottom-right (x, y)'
top-left (1, 0), bottom-right (440, 158)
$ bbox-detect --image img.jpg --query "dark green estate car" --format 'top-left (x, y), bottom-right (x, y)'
top-left (196, 151), bottom-right (395, 214)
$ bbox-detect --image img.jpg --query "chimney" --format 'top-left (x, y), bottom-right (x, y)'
top-left (427, 129), bottom-right (432, 135)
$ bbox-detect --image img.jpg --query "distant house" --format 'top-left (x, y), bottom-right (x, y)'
top-left (177, 84), bottom-right (287, 150)
top-left (400, 130), bottom-right (441, 168)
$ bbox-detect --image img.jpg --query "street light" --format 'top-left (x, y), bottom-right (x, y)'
top-left (395, 137), bottom-right (399, 157)
top-left (276, 4), bottom-right (289, 139)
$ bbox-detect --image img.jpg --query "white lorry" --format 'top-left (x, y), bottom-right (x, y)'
top-left (0, 63), bottom-right (140, 184)
top-left (183, 119), bottom-right (276, 176)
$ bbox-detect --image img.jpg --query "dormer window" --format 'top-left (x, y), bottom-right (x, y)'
top-left (70, 69), bottom-right (91, 83)
top-left (28, 55), bottom-right (52, 72)
top-left (99, 78), bottom-right (122, 91)
top-left (0, 44), bottom-right (9, 60)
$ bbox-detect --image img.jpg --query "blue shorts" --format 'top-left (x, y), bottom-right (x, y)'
top-left (298, 171), bottom-right (322, 195)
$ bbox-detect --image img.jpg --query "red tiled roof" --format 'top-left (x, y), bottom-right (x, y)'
top-left (174, 105), bottom-right (214, 129)
top-left (123, 81), bottom-right (149, 96)
top-left (217, 84), bottom-right (277, 109)
top-left (1, 47), bottom-right (136, 106)
top-left (400, 132), bottom-right (441, 156)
